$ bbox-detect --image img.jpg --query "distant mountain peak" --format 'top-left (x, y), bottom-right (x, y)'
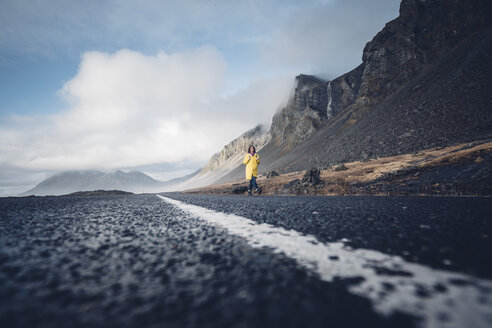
top-left (294, 74), bottom-right (326, 93)
top-left (21, 170), bottom-right (164, 196)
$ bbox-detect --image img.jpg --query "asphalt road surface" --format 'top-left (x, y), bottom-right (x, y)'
top-left (0, 193), bottom-right (491, 328)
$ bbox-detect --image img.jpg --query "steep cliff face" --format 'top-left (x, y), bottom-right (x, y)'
top-left (328, 64), bottom-right (364, 119)
top-left (269, 64), bottom-right (365, 151)
top-left (275, 26), bottom-right (492, 171)
top-left (351, 0), bottom-right (492, 117)
top-left (200, 125), bottom-right (270, 174)
top-left (270, 74), bottom-right (328, 150)
top-left (270, 0), bottom-right (492, 151)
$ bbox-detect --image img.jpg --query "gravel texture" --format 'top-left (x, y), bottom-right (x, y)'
top-left (0, 194), bottom-right (417, 328)
top-left (166, 193), bottom-right (492, 280)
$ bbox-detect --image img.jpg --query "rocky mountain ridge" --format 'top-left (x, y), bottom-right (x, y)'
top-left (270, 64), bottom-right (365, 152)
top-left (175, 125), bottom-right (271, 190)
top-left (200, 0), bottom-right (492, 186)
top-left (270, 74), bottom-right (328, 150)
top-left (200, 125), bottom-right (270, 174)
top-left (276, 26), bottom-right (492, 172)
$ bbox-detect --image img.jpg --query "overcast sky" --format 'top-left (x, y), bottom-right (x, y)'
top-left (0, 0), bottom-right (400, 196)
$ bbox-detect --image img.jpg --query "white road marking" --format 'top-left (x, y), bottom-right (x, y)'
top-left (157, 195), bottom-right (492, 328)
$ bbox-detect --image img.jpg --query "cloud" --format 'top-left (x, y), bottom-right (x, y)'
top-left (259, 0), bottom-right (400, 76)
top-left (210, 75), bottom-right (294, 127)
top-left (57, 47), bottom-right (226, 136)
top-left (0, 46), bottom-right (293, 192)
top-left (0, 0), bottom-right (320, 61)
top-left (0, 0), bottom-right (401, 195)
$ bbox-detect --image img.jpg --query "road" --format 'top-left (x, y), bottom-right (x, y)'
top-left (0, 193), bottom-right (491, 328)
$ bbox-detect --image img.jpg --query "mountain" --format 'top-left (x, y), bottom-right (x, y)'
top-left (270, 74), bottom-right (330, 151)
top-left (277, 26), bottom-right (492, 172)
top-left (194, 0), bottom-right (492, 186)
top-left (178, 125), bottom-right (270, 190)
top-left (21, 170), bottom-right (165, 196)
top-left (201, 125), bottom-right (270, 173)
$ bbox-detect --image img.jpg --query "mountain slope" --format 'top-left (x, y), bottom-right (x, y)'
top-left (179, 125), bottom-right (270, 189)
top-left (270, 26), bottom-right (492, 172)
top-left (210, 0), bottom-right (492, 184)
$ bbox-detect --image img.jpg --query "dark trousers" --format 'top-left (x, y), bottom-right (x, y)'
top-left (249, 176), bottom-right (258, 191)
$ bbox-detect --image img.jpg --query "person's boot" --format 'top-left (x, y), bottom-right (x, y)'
top-left (248, 190), bottom-right (252, 196)
top-left (255, 188), bottom-right (262, 195)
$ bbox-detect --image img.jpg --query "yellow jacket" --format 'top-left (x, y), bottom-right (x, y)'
top-left (243, 153), bottom-right (260, 180)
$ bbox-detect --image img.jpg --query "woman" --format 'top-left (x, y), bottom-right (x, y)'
top-left (243, 145), bottom-right (262, 195)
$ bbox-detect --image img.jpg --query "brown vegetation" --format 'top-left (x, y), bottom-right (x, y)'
top-left (183, 140), bottom-right (492, 196)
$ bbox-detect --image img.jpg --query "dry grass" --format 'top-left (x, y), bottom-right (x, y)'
top-left (183, 140), bottom-right (492, 196)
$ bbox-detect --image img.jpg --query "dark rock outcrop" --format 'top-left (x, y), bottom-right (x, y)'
top-left (278, 168), bottom-right (325, 195)
top-left (231, 185), bottom-right (249, 194)
top-left (328, 64), bottom-right (364, 119)
top-left (280, 179), bottom-right (303, 195)
top-left (301, 168), bottom-right (323, 187)
top-left (351, 0), bottom-right (492, 117)
top-left (334, 164), bottom-right (348, 172)
top-left (266, 171), bottom-right (280, 179)
top-left (271, 75), bottom-right (328, 150)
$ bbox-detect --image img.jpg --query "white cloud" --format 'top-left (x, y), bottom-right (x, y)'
top-left (0, 46), bottom-right (293, 191)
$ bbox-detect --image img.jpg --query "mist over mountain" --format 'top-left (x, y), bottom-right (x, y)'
top-left (177, 125), bottom-right (270, 190)
top-left (21, 170), bottom-right (165, 196)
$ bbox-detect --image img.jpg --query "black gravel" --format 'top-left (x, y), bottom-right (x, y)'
top-left (0, 194), bottom-right (416, 328)
top-left (164, 193), bottom-right (492, 279)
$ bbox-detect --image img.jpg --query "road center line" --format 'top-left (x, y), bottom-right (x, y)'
top-left (157, 195), bottom-right (492, 328)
